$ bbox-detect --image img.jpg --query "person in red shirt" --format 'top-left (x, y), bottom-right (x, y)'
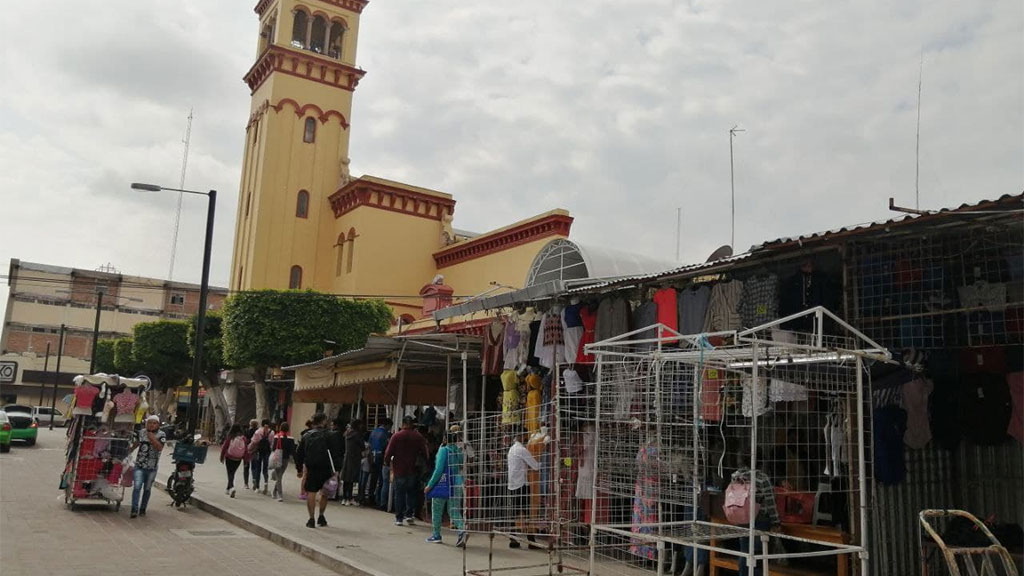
top-left (383, 416), bottom-right (428, 526)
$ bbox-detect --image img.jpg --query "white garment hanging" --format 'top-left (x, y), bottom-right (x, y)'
top-left (741, 378), bottom-right (770, 417)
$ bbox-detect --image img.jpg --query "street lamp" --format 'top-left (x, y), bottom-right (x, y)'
top-left (131, 182), bottom-right (216, 436)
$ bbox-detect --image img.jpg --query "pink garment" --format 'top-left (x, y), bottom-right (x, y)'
top-left (902, 377), bottom-right (934, 449)
top-left (73, 385), bottom-right (100, 413)
top-left (113, 391), bottom-right (139, 418)
top-left (1008, 372), bottom-right (1023, 445)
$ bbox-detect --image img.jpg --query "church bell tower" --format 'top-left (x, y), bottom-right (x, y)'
top-left (230, 0), bottom-right (368, 291)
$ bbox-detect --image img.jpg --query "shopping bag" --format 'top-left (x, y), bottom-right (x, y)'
top-left (120, 464), bottom-right (135, 487)
top-left (268, 438), bottom-right (283, 470)
top-left (325, 475), bottom-right (339, 499)
top-left (425, 468), bottom-right (451, 499)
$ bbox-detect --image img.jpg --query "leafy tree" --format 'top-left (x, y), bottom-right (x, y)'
top-left (132, 320), bottom-right (191, 390)
top-left (113, 338), bottom-right (139, 375)
top-left (187, 311), bottom-right (231, 431)
top-left (222, 290), bottom-right (392, 420)
top-left (93, 340), bottom-right (117, 374)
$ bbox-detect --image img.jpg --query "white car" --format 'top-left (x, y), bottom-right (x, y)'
top-left (1, 405), bottom-right (67, 427)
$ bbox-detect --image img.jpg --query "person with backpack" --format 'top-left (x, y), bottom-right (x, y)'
top-left (242, 419), bottom-right (258, 490)
top-left (220, 424), bottom-right (247, 498)
top-left (269, 422), bottom-right (297, 502)
top-left (295, 412), bottom-right (335, 528)
top-left (249, 419), bottom-right (273, 494)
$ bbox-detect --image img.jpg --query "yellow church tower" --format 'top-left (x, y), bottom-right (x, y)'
top-left (231, 0), bottom-right (368, 291)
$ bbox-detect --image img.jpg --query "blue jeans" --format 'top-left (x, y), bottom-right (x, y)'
top-left (358, 470), bottom-right (369, 500)
top-left (378, 465), bottom-right (391, 509)
top-left (393, 475), bottom-right (417, 522)
top-left (251, 453), bottom-right (269, 488)
top-left (131, 468), bottom-right (158, 513)
top-left (737, 520), bottom-right (771, 576)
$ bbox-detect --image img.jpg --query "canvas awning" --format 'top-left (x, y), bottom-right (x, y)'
top-left (285, 334), bottom-right (481, 406)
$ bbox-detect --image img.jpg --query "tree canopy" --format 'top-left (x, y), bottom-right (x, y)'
top-left (112, 338), bottom-right (138, 376)
top-left (131, 320), bottom-right (191, 391)
top-left (222, 290), bottom-right (392, 370)
top-left (187, 311), bottom-right (224, 376)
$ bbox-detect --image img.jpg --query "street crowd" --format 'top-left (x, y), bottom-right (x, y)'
top-left (218, 410), bottom-right (470, 547)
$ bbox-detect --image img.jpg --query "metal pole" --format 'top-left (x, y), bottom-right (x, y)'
top-left (856, 357), bottom-right (870, 576)
top-left (186, 189), bottom-right (217, 436)
top-left (748, 341), bottom-right (759, 576)
top-left (88, 288), bottom-right (105, 374)
top-left (48, 324), bottom-right (66, 430)
top-left (729, 126), bottom-right (744, 250)
top-left (37, 342), bottom-right (51, 406)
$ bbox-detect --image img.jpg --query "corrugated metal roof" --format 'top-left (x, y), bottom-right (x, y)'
top-left (283, 333), bottom-right (481, 371)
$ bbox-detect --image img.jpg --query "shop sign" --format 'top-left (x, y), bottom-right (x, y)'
top-left (0, 361), bottom-right (18, 383)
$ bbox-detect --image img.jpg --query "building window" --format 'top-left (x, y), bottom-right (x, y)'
top-left (310, 15), bottom-right (327, 54)
top-left (169, 293), bottom-right (185, 305)
top-left (335, 234), bottom-right (346, 277)
top-left (291, 9), bottom-right (308, 48)
top-left (346, 228), bottom-right (357, 274)
top-left (260, 19), bottom-right (275, 52)
top-left (289, 265), bottom-right (303, 289)
top-left (296, 190), bottom-right (309, 218)
top-left (303, 117), bottom-right (316, 143)
top-left (328, 22), bottom-right (345, 59)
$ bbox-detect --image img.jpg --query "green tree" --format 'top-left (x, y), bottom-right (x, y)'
top-left (132, 320), bottom-right (192, 419)
top-left (93, 340), bottom-right (117, 374)
top-left (222, 290), bottom-right (392, 420)
top-left (113, 338), bottom-right (139, 375)
top-left (187, 311), bottom-right (232, 431)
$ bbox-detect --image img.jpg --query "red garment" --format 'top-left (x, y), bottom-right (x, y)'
top-left (701, 368), bottom-right (724, 421)
top-left (653, 287), bottom-right (679, 334)
top-left (482, 321), bottom-right (505, 376)
top-left (576, 305), bottom-right (598, 364)
top-left (73, 385), bottom-right (100, 412)
top-left (383, 429), bottom-right (428, 478)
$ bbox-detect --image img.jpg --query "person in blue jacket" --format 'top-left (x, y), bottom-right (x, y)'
top-left (424, 424), bottom-right (468, 547)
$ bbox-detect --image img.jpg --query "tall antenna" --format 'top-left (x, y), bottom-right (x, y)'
top-left (915, 53), bottom-right (923, 210)
top-left (729, 125), bottom-right (745, 250)
top-left (168, 108), bottom-right (193, 281)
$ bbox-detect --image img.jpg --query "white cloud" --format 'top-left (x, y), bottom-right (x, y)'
top-left (0, 0), bottom-right (1020, 314)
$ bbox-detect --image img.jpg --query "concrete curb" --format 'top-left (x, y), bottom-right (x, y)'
top-left (188, 492), bottom-right (388, 576)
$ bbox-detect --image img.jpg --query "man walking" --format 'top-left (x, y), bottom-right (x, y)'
top-left (367, 418), bottom-right (392, 507)
top-left (295, 413), bottom-right (335, 528)
top-left (129, 415), bottom-right (166, 518)
top-left (383, 416), bottom-right (428, 526)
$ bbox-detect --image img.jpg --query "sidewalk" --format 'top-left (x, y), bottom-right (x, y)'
top-left (170, 445), bottom-right (557, 576)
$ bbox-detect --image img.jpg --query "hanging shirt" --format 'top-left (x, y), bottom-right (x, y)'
top-left (704, 280), bottom-right (744, 332)
top-left (504, 320), bottom-right (522, 371)
top-left (562, 306), bottom-right (584, 365)
top-left (595, 297), bottom-right (630, 342)
top-left (482, 320), bottom-right (505, 376)
top-left (902, 377), bottom-right (934, 449)
top-left (678, 285), bottom-right (711, 335)
top-left (873, 406), bottom-right (907, 485)
top-left (652, 287), bottom-right (679, 334)
top-left (576, 305), bottom-right (598, 364)
top-left (738, 274), bottom-right (779, 328)
top-left (632, 301), bottom-right (658, 348)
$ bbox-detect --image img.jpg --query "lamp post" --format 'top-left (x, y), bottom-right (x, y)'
top-left (131, 182), bottom-right (216, 436)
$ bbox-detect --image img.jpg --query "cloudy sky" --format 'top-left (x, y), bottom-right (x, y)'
top-left (0, 0), bottom-right (1020, 306)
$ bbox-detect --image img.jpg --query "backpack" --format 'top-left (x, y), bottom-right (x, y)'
top-left (257, 430), bottom-right (271, 454)
top-left (723, 479), bottom-right (759, 525)
top-left (227, 436), bottom-right (247, 460)
top-left (303, 429), bottom-right (330, 470)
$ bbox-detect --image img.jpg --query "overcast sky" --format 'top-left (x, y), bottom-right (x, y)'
top-left (0, 0), bottom-right (1021, 307)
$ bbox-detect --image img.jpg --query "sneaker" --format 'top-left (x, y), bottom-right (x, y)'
top-left (276, 497), bottom-right (283, 502)
top-left (425, 535), bottom-right (443, 544)
top-left (509, 539), bottom-right (521, 549)
top-left (306, 518), bottom-right (316, 528)
top-left (262, 486), bottom-right (268, 495)
top-left (456, 532), bottom-right (468, 549)
top-left (225, 489), bottom-right (231, 495)
top-left (394, 520), bottom-right (405, 526)
top-left (230, 489), bottom-right (236, 498)
top-left (130, 510), bottom-right (138, 519)
top-left (318, 514), bottom-right (328, 527)
top-left (404, 517), bottom-right (416, 526)
top-left (139, 509), bottom-right (146, 516)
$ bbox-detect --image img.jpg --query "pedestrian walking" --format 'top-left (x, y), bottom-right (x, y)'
top-left (424, 424), bottom-right (468, 547)
top-left (242, 419), bottom-right (258, 489)
top-left (341, 419), bottom-right (364, 505)
top-left (383, 415), bottom-right (428, 526)
top-left (269, 422), bottom-right (297, 502)
top-left (506, 429), bottom-right (541, 548)
top-left (221, 423), bottom-right (247, 498)
top-left (129, 415), bottom-right (166, 518)
top-left (249, 419), bottom-right (273, 494)
top-left (368, 418), bottom-right (392, 508)
top-left (295, 412), bottom-right (335, 528)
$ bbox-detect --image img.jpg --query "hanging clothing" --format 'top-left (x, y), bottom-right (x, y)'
top-left (902, 377), bottom-right (934, 449)
top-left (595, 297), bottom-right (630, 342)
top-left (536, 312), bottom-right (562, 369)
top-left (576, 305), bottom-right (598, 364)
top-left (501, 370), bottom-right (521, 425)
top-left (562, 305), bottom-right (584, 365)
top-left (703, 280), bottom-right (744, 332)
top-left (769, 379), bottom-right (808, 403)
top-left (741, 377), bottom-right (770, 417)
top-left (678, 285), bottom-right (711, 335)
top-left (873, 405), bottom-right (907, 485)
top-left (652, 287), bottom-right (679, 333)
top-left (525, 372), bottom-right (543, 433)
top-left (779, 271), bottom-right (839, 330)
top-left (527, 320), bottom-right (542, 367)
top-left (575, 428), bottom-right (596, 499)
top-left (700, 369), bottom-right (724, 422)
top-left (482, 320), bottom-right (505, 376)
top-left (630, 444), bottom-right (660, 560)
top-left (503, 320), bottom-right (522, 371)
top-left (738, 273), bottom-right (779, 328)
top-left (632, 301), bottom-right (658, 349)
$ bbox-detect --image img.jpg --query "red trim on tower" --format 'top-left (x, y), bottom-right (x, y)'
top-left (433, 214), bottom-right (574, 269)
top-left (243, 45), bottom-right (366, 94)
top-left (256, 0), bottom-right (367, 16)
top-left (272, 99), bottom-right (350, 127)
top-left (328, 180), bottom-right (456, 222)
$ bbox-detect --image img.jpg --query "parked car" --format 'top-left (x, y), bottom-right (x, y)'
top-left (0, 405), bottom-right (38, 446)
top-left (0, 411), bottom-right (12, 452)
top-left (32, 406), bottom-right (67, 427)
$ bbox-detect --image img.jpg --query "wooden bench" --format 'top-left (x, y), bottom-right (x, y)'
top-left (708, 518), bottom-right (850, 576)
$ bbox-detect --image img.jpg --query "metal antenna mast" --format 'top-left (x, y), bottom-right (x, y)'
top-left (168, 108), bottom-right (193, 281)
top-left (729, 125), bottom-right (744, 250)
top-left (915, 53), bottom-right (923, 210)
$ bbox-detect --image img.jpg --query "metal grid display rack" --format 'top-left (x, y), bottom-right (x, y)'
top-left (577, 307), bottom-right (890, 576)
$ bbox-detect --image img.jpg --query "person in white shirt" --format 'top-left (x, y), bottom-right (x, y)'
top-left (506, 430), bottom-right (540, 549)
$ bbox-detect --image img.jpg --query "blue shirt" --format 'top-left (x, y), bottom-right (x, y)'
top-left (369, 426), bottom-right (390, 452)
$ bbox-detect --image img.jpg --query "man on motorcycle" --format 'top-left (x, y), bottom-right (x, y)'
top-left (130, 415), bottom-right (166, 518)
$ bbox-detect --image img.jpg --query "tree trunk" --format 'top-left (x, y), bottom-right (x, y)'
top-left (222, 382), bottom-right (238, 424)
top-left (253, 367), bottom-right (268, 422)
top-left (203, 373), bottom-right (230, 436)
top-left (148, 390), bottom-right (164, 419)
top-left (162, 386), bottom-right (179, 422)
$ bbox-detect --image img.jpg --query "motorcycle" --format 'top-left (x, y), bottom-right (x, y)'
top-left (165, 431), bottom-right (207, 508)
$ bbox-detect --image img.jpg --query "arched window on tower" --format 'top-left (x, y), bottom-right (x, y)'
top-left (289, 265), bottom-right (303, 289)
top-left (291, 10), bottom-right (308, 48)
top-left (335, 233), bottom-right (346, 277)
top-left (303, 117), bottom-right (316, 143)
top-left (260, 19), bottom-right (275, 52)
top-left (346, 228), bottom-right (357, 274)
top-left (310, 15), bottom-right (327, 54)
top-left (295, 190), bottom-right (309, 218)
top-left (328, 21), bottom-right (345, 60)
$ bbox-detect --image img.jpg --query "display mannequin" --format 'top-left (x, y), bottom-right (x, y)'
top-left (527, 426), bottom-right (551, 519)
top-left (524, 371), bottom-right (543, 432)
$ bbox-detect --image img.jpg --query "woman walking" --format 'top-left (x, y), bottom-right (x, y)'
top-left (220, 424), bottom-right (248, 498)
top-left (270, 422), bottom-right (297, 502)
top-left (340, 419), bottom-right (364, 505)
top-left (424, 424), bottom-right (468, 547)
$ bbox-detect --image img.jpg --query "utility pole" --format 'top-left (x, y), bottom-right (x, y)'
top-left (88, 287), bottom-right (105, 374)
top-left (48, 324), bottom-right (66, 430)
top-left (729, 125), bottom-right (745, 250)
top-left (915, 53), bottom-right (923, 210)
top-left (37, 342), bottom-right (51, 406)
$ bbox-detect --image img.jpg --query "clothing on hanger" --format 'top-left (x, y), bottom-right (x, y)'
top-left (704, 280), bottom-right (744, 332)
top-left (678, 285), bottom-right (711, 335)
